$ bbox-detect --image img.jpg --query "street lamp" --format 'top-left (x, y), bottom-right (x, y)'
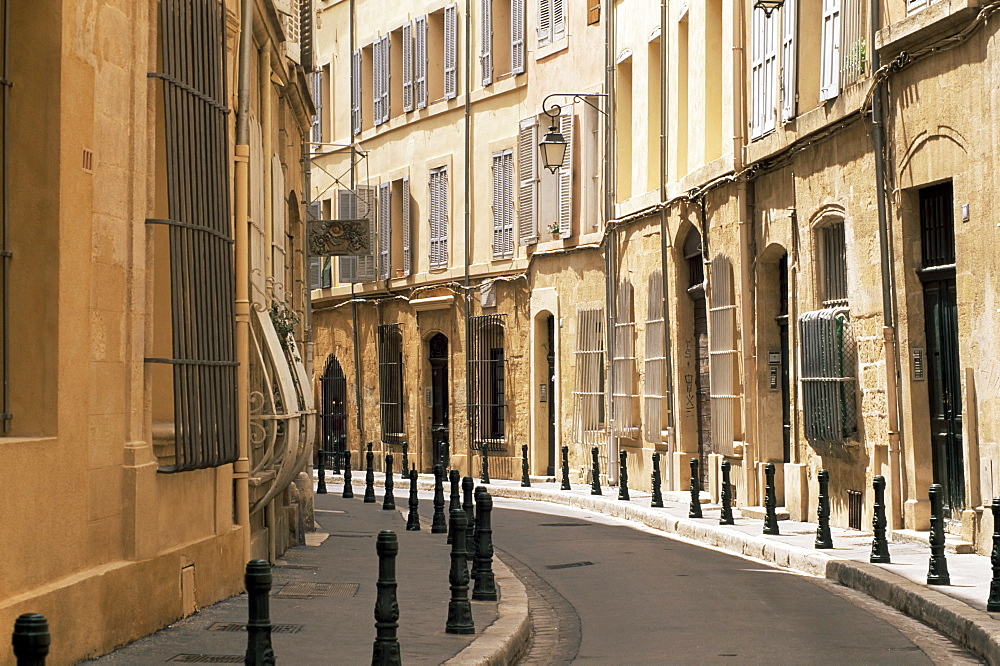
top-left (538, 93), bottom-right (608, 174)
top-left (753, 0), bottom-right (784, 16)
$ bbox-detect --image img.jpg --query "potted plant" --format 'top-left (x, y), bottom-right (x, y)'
top-left (547, 221), bottom-right (561, 239)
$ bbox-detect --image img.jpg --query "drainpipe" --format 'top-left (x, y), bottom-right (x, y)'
top-left (463, 0), bottom-right (473, 480)
top-left (658, 0), bottom-right (675, 489)
top-left (605, 0), bottom-right (618, 485)
top-left (233, 0), bottom-right (255, 564)
top-left (262, 50), bottom-right (273, 294)
top-left (869, 0), bottom-right (904, 528)
top-left (349, 0), bottom-right (364, 440)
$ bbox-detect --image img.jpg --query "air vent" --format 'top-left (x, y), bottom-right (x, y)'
top-left (82, 148), bottom-right (94, 173)
top-left (545, 561), bottom-right (594, 570)
top-left (207, 623), bottom-right (304, 634)
top-left (847, 489), bottom-right (863, 530)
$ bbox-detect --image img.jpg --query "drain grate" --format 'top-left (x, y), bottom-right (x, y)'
top-left (545, 561), bottom-right (594, 570)
top-left (329, 533), bottom-right (374, 538)
top-left (168, 655), bottom-right (244, 663)
top-left (207, 623), bottom-right (304, 634)
top-left (272, 564), bottom-right (318, 570)
top-left (538, 523), bottom-right (590, 527)
top-left (273, 582), bottom-right (359, 598)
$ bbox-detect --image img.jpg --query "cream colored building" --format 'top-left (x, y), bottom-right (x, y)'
top-left (0, 0), bottom-right (315, 662)
top-left (312, 0), bottom-right (1000, 553)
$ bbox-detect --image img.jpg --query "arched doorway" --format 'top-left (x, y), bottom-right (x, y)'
top-left (320, 356), bottom-right (347, 462)
top-left (428, 333), bottom-right (450, 467)
top-left (683, 228), bottom-right (711, 486)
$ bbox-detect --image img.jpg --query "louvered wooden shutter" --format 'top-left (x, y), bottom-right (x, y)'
top-left (381, 35), bottom-right (391, 123)
top-left (311, 70), bottom-right (322, 143)
top-left (492, 152), bottom-right (514, 259)
top-left (444, 4), bottom-right (458, 99)
top-left (553, 0), bottom-right (565, 41)
top-left (373, 39), bottom-right (383, 125)
top-left (517, 117), bottom-right (537, 245)
top-left (481, 0), bottom-right (493, 86)
top-left (820, 0), bottom-right (840, 101)
top-left (557, 109), bottom-right (573, 237)
top-left (403, 22), bottom-right (414, 111)
top-left (415, 16), bottom-right (428, 109)
top-left (402, 176), bottom-right (412, 276)
top-left (309, 256), bottom-right (322, 289)
top-left (708, 255), bottom-right (740, 457)
top-left (429, 168), bottom-right (448, 268)
top-left (337, 189), bottom-right (359, 283)
top-left (780, 0), bottom-right (797, 122)
top-left (511, 0), bottom-right (525, 74)
top-left (538, 0), bottom-right (552, 45)
top-left (356, 185), bottom-right (377, 280)
top-left (351, 49), bottom-right (361, 135)
top-left (378, 182), bottom-right (392, 279)
top-left (750, 9), bottom-right (777, 138)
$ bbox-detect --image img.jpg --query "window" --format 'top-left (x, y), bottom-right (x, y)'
top-left (581, 96), bottom-right (602, 233)
top-left (388, 28), bottom-right (403, 117)
top-left (708, 255), bottom-right (740, 457)
top-left (819, 220), bottom-right (847, 306)
top-left (612, 281), bottom-right (637, 437)
top-left (750, 7), bottom-right (778, 139)
top-left (403, 22), bottom-right (414, 112)
top-left (800, 308), bottom-right (856, 443)
top-left (573, 307), bottom-right (606, 444)
top-left (428, 167), bottom-right (449, 269)
top-left (780, 0), bottom-right (797, 122)
top-left (351, 49), bottom-right (362, 134)
top-left (414, 16), bottom-right (428, 108)
top-left (839, 0), bottom-right (868, 89)
top-left (425, 7), bottom-right (454, 103)
top-left (338, 186), bottom-right (377, 283)
top-left (280, 0), bottom-right (302, 63)
top-left (376, 178), bottom-right (412, 279)
top-left (643, 271), bottom-right (667, 444)
top-left (372, 34), bottom-right (390, 126)
top-left (378, 182), bottom-right (391, 279)
top-left (615, 54), bottom-right (633, 199)
top-left (378, 324), bottom-right (405, 446)
top-left (491, 150), bottom-right (514, 259)
top-left (819, 0), bottom-right (840, 100)
top-left (444, 4), bottom-right (458, 99)
top-left (481, 0), bottom-right (525, 86)
top-left (469, 314), bottom-right (507, 446)
top-left (538, 0), bottom-right (565, 47)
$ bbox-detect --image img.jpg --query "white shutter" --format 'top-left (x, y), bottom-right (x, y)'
top-left (381, 35), bottom-right (391, 123)
top-left (373, 39), bottom-right (383, 126)
top-left (763, 11), bottom-right (777, 134)
top-left (415, 16), bottom-right (428, 109)
top-left (511, 0), bottom-right (525, 74)
top-left (309, 256), bottom-right (323, 289)
top-left (351, 49), bottom-right (361, 135)
top-left (750, 9), bottom-right (777, 139)
top-left (444, 4), bottom-right (458, 100)
top-left (538, 0), bottom-right (552, 46)
top-left (557, 109), bottom-right (573, 238)
top-left (403, 22), bottom-right (414, 112)
top-left (517, 117), bottom-right (537, 245)
top-left (553, 0), bottom-right (565, 41)
top-left (402, 176), bottom-right (412, 276)
top-left (780, 0), bottom-right (797, 122)
top-left (429, 167), bottom-right (449, 269)
top-left (708, 255), bottom-right (740, 457)
top-left (311, 70), bottom-right (322, 143)
top-left (378, 182), bottom-right (392, 279)
top-left (337, 189), bottom-right (359, 283)
top-left (820, 0), bottom-right (841, 101)
top-left (481, 0), bottom-right (493, 86)
top-left (492, 152), bottom-right (504, 258)
top-left (492, 151), bottom-right (515, 260)
top-left (356, 185), bottom-right (377, 281)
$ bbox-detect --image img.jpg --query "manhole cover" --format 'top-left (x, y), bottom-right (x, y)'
top-left (168, 655), bottom-right (244, 663)
top-left (207, 623), bottom-right (304, 634)
top-left (273, 582), bottom-right (359, 598)
top-left (538, 523), bottom-right (590, 527)
top-left (545, 561), bottom-right (594, 570)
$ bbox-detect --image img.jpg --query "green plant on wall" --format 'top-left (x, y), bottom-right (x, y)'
top-left (845, 38), bottom-right (866, 75)
top-left (269, 301), bottom-right (300, 355)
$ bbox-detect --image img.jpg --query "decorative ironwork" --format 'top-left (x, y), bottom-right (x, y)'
top-left (307, 218), bottom-right (372, 256)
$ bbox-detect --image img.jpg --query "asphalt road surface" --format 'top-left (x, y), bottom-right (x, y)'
top-left (489, 498), bottom-right (980, 665)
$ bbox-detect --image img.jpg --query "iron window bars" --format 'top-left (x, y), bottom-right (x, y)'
top-left (145, 0), bottom-right (238, 472)
top-left (320, 355), bottom-right (348, 457)
top-left (469, 314), bottom-right (506, 450)
top-left (800, 307), bottom-right (857, 443)
top-left (378, 323), bottom-right (405, 447)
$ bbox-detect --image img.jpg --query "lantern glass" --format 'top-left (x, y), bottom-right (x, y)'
top-left (539, 126), bottom-right (567, 173)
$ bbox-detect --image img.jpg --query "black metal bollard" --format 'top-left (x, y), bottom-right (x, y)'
top-left (561, 445), bottom-right (571, 490)
top-left (688, 458), bottom-right (703, 518)
top-left (618, 450), bottom-right (630, 501)
top-left (244, 560), bottom-right (275, 666)
top-left (480, 445), bottom-right (491, 484)
top-left (331, 447), bottom-right (341, 474)
top-left (383, 454), bottom-right (396, 510)
top-left (719, 460), bottom-right (735, 525)
top-left (406, 468), bottom-right (421, 531)
top-left (521, 444), bottom-right (531, 487)
top-left (364, 443), bottom-right (377, 503)
top-left (987, 498), bottom-right (1000, 611)
top-left (401, 442), bottom-right (409, 480)
top-left (473, 491), bottom-right (498, 602)
top-left (342, 449), bottom-right (354, 499)
top-left (815, 469), bottom-right (833, 549)
top-left (471, 486), bottom-right (487, 580)
top-left (440, 441), bottom-right (450, 469)
top-left (463, 477), bottom-right (475, 564)
top-left (447, 469), bottom-right (460, 544)
top-left (12, 613), bottom-right (50, 666)
top-left (316, 450), bottom-right (327, 495)
top-left (431, 464), bottom-right (448, 534)
top-left (591, 447), bottom-right (602, 496)
top-left (445, 509), bottom-right (475, 634)
top-left (763, 462), bottom-right (780, 535)
top-left (870, 475), bottom-right (891, 563)
top-left (372, 531), bottom-right (402, 665)
top-left (927, 483), bottom-right (951, 585)
top-left (651, 452), bottom-right (664, 508)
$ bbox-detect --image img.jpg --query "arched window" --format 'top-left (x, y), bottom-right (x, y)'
top-left (683, 227), bottom-right (704, 291)
top-left (818, 218), bottom-right (848, 306)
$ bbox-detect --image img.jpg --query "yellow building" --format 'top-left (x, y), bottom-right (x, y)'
top-left (0, 0), bottom-right (315, 661)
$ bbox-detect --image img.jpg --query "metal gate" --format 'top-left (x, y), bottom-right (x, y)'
top-left (320, 356), bottom-right (347, 458)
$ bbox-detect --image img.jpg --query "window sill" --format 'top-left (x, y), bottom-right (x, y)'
top-left (0, 435), bottom-right (57, 447)
top-left (535, 37), bottom-right (569, 61)
top-left (876, 0), bottom-right (981, 55)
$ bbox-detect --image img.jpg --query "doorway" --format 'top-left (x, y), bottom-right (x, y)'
top-left (428, 333), bottom-right (450, 467)
top-left (684, 228), bottom-right (711, 486)
top-left (546, 314), bottom-right (556, 476)
top-left (777, 253), bottom-right (791, 462)
top-left (320, 356), bottom-right (347, 460)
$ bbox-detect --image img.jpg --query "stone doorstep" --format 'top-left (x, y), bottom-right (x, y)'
top-left (738, 505), bottom-right (791, 522)
top-left (892, 528), bottom-right (976, 554)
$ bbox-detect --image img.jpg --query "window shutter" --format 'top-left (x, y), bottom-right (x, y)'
top-left (557, 108), bottom-right (573, 238)
top-left (492, 152), bottom-right (503, 258)
top-left (444, 4), bottom-right (458, 100)
top-left (356, 185), bottom-right (377, 281)
top-left (378, 182), bottom-right (392, 279)
top-left (311, 70), bottom-right (322, 144)
top-left (373, 39), bottom-right (382, 126)
top-left (415, 16), bottom-right (428, 109)
top-left (429, 168), bottom-right (449, 269)
top-left (491, 151), bottom-right (514, 259)
top-left (517, 117), bottom-right (537, 245)
top-left (750, 10), bottom-right (764, 138)
top-left (351, 49), bottom-right (361, 135)
top-left (780, 0), bottom-right (797, 122)
top-left (750, 9), bottom-right (777, 138)
top-left (309, 256), bottom-right (323, 289)
top-left (511, 0), bottom-right (525, 74)
top-left (481, 0), bottom-right (493, 86)
top-left (403, 22), bottom-right (414, 112)
top-left (337, 189), bottom-right (359, 283)
top-left (820, 0), bottom-right (840, 101)
top-left (708, 255), bottom-right (740, 457)
top-left (402, 176), bottom-right (412, 276)
top-left (553, 0), bottom-right (566, 41)
top-left (381, 35), bottom-right (391, 123)
top-left (763, 11), bottom-right (777, 134)
top-left (538, 0), bottom-right (552, 46)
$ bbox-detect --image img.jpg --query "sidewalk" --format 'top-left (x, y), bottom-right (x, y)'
top-left (347, 469), bottom-right (1000, 665)
top-left (84, 490), bottom-right (528, 665)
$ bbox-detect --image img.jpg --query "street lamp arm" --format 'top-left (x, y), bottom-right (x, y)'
top-left (541, 93), bottom-right (609, 119)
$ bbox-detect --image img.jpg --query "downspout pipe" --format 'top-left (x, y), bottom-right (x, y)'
top-left (349, 0), bottom-right (364, 439)
top-left (658, 0), bottom-right (675, 490)
top-left (463, 0), bottom-right (473, 480)
top-left (234, 0), bottom-right (255, 564)
top-left (869, 0), bottom-right (904, 528)
top-left (605, 0), bottom-right (618, 485)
